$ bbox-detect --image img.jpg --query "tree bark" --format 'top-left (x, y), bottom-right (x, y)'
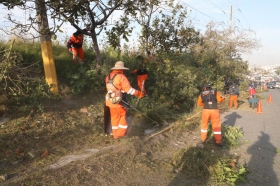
top-left (35, 0), bottom-right (58, 94)
top-left (91, 31), bottom-right (101, 69)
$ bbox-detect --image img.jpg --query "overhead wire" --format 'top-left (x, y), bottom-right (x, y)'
top-left (182, 0), bottom-right (248, 30)
top-left (218, 0), bottom-right (231, 9)
top-left (237, 8), bottom-right (251, 29)
top-left (227, 0), bottom-right (239, 9)
top-left (207, 0), bottom-right (251, 31)
top-left (203, 0), bottom-right (239, 31)
top-left (204, 0), bottom-right (226, 14)
top-left (181, 1), bottom-right (218, 21)
top-left (226, 0), bottom-right (251, 29)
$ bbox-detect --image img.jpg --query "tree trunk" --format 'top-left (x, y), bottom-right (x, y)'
top-left (91, 32), bottom-right (101, 69)
top-left (35, 0), bottom-right (58, 94)
top-left (145, 33), bottom-right (149, 52)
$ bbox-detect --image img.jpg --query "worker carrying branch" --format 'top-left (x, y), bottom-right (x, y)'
top-left (197, 83), bottom-right (225, 147)
top-left (67, 28), bottom-right (88, 64)
top-left (105, 61), bottom-right (142, 139)
top-left (131, 51), bottom-right (151, 98)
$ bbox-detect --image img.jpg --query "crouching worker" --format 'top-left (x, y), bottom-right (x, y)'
top-left (105, 61), bottom-right (141, 139)
top-left (197, 83), bottom-right (225, 147)
top-left (248, 85), bottom-right (258, 108)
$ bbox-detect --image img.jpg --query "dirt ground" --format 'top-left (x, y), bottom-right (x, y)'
top-left (0, 93), bottom-right (250, 186)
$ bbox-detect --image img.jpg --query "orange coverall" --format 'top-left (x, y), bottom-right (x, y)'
top-left (67, 34), bottom-right (84, 63)
top-left (197, 90), bottom-right (225, 144)
top-left (229, 95), bottom-right (238, 108)
top-left (105, 70), bottom-right (139, 139)
top-left (132, 54), bottom-right (150, 98)
top-left (131, 69), bottom-right (148, 98)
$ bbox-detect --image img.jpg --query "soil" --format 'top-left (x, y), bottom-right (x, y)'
top-left (0, 93), bottom-right (245, 186)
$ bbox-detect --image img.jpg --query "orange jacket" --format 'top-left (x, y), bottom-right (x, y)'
top-left (197, 91), bottom-right (225, 107)
top-left (105, 70), bottom-right (139, 108)
top-left (67, 34), bottom-right (84, 48)
top-left (72, 34), bottom-right (83, 43)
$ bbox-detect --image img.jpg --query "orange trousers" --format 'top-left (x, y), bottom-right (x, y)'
top-left (72, 47), bottom-right (84, 63)
top-left (201, 109), bottom-right (222, 143)
top-left (229, 95), bottom-right (238, 108)
top-left (109, 107), bottom-right (127, 139)
top-left (137, 74), bottom-right (148, 98)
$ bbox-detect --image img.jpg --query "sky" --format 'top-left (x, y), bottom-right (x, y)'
top-left (0, 0), bottom-right (280, 67)
top-left (179, 0), bottom-right (280, 67)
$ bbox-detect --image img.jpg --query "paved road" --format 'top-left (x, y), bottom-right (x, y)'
top-left (221, 89), bottom-right (280, 186)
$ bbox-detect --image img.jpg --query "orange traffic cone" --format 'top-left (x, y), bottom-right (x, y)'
top-left (256, 100), bottom-right (263, 114)
top-left (268, 94), bottom-right (272, 103)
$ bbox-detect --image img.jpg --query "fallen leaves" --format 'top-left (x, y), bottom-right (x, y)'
top-left (5, 150), bottom-right (11, 156)
top-left (41, 150), bottom-right (49, 157)
top-left (15, 148), bottom-right (24, 157)
top-left (80, 108), bottom-right (88, 113)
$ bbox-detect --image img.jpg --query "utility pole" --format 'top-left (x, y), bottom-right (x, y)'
top-left (35, 0), bottom-right (58, 94)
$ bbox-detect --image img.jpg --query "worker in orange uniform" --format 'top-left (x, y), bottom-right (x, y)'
top-left (197, 83), bottom-right (225, 147)
top-left (229, 83), bottom-right (239, 108)
top-left (67, 28), bottom-right (88, 63)
top-left (131, 51), bottom-right (151, 98)
top-left (105, 61), bottom-right (141, 139)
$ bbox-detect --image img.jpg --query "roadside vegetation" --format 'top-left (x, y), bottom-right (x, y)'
top-left (0, 0), bottom-right (260, 185)
top-left (0, 37), bottom-right (253, 185)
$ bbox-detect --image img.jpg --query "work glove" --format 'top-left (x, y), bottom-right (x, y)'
top-left (138, 94), bottom-right (144, 99)
top-left (133, 90), bottom-right (140, 97)
top-left (131, 69), bottom-right (137, 75)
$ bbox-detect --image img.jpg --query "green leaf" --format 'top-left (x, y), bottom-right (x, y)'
top-left (238, 168), bottom-right (247, 174)
top-left (239, 177), bottom-right (246, 182)
top-left (72, 74), bottom-right (79, 79)
top-left (225, 167), bottom-right (231, 172)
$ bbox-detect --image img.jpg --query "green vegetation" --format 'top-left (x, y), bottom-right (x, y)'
top-left (172, 125), bottom-right (247, 185)
top-left (0, 30), bottom-right (251, 184)
top-left (0, 1), bottom-right (256, 182)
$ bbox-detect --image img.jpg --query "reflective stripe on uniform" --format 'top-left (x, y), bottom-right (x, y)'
top-left (127, 88), bottom-right (135, 95)
top-left (112, 126), bottom-right (118, 130)
top-left (201, 129), bottom-right (208, 133)
top-left (119, 124), bottom-right (128, 129)
top-left (214, 131), bottom-right (221, 134)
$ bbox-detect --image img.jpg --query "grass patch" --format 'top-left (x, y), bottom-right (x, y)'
top-left (171, 123), bottom-right (247, 185)
top-left (172, 145), bottom-right (248, 185)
